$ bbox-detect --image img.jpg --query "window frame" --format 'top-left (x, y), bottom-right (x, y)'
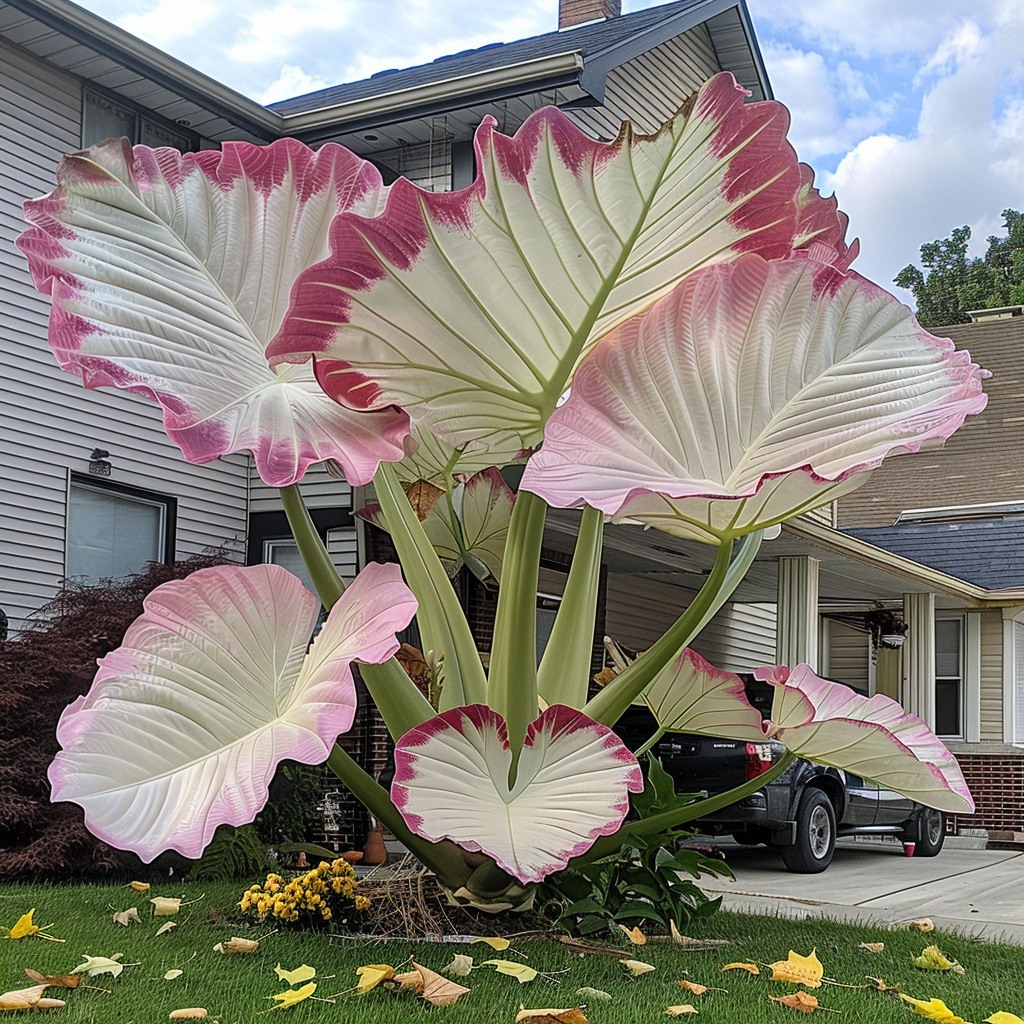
top-left (82, 85), bottom-right (200, 151)
top-left (934, 613), bottom-right (965, 739)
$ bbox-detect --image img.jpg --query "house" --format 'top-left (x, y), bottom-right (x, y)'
top-left (2, 0), bottom-right (1019, 845)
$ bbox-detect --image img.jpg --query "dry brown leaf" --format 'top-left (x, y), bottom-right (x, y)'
top-left (669, 921), bottom-right (730, 948)
top-left (722, 962), bottom-right (759, 975)
top-left (412, 962), bottom-right (470, 1008)
top-left (665, 1007), bottom-right (699, 1017)
top-left (908, 918), bottom-right (935, 932)
top-left (402, 479), bottom-right (445, 521)
top-left (676, 980), bottom-right (725, 995)
top-left (618, 924), bottom-right (647, 945)
top-left (866, 977), bottom-right (900, 994)
top-left (128, 881), bottom-right (151, 893)
top-left (769, 949), bottom-right (824, 988)
top-left (23, 970), bottom-right (80, 989)
top-left (859, 942), bottom-right (885, 953)
top-left (213, 936), bottom-right (259, 954)
top-left (0, 986), bottom-right (65, 1011)
top-left (515, 1010), bottom-right (588, 1024)
top-left (557, 936), bottom-right (631, 959)
top-left (771, 992), bottom-right (821, 1013)
top-left (392, 971), bottom-right (423, 990)
top-left (168, 1009), bottom-right (208, 1019)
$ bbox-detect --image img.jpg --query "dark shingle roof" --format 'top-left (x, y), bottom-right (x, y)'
top-left (845, 517), bottom-right (1024, 589)
top-left (271, 0), bottom-right (712, 114)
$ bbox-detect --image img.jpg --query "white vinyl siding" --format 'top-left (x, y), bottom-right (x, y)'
top-left (693, 602), bottom-right (777, 674)
top-left (821, 619), bottom-right (871, 692)
top-left (0, 40), bottom-right (248, 632)
top-left (980, 609), bottom-right (1003, 741)
top-left (1014, 621), bottom-right (1024, 745)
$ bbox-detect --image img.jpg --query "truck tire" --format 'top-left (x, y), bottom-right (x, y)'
top-left (903, 808), bottom-right (945, 857)
top-left (781, 789), bottom-right (836, 873)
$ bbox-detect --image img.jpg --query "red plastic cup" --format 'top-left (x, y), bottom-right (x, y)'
top-left (904, 842), bottom-right (916, 857)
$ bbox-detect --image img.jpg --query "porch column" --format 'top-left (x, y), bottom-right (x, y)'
top-left (902, 592), bottom-right (935, 729)
top-left (776, 556), bottom-right (819, 670)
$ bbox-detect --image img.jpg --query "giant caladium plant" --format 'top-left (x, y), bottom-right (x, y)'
top-left (21, 73), bottom-right (984, 907)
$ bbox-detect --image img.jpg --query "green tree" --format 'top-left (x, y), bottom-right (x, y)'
top-left (895, 209), bottom-right (1024, 328)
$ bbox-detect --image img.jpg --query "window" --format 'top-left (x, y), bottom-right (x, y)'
top-left (263, 538), bottom-right (315, 595)
top-left (83, 88), bottom-right (196, 151)
top-left (934, 616), bottom-right (963, 737)
top-left (66, 478), bottom-right (174, 582)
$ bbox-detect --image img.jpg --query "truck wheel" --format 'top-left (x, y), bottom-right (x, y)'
top-left (781, 790), bottom-right (836, 873)
top-left (903, 808), bottom-right (945, 857)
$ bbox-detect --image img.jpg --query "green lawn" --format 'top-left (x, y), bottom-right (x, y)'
top-left (1, 879), bottom-right (1022, 1022)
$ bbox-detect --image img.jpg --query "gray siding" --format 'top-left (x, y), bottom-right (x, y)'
top-left (1, 39), bottom-right (248, 631)
top-left (693, 602), bottom-right (777, 674)
top-left (822, 619), bottom-right (871, 692)
top-left (980, 609), bottom-right (1003, 741)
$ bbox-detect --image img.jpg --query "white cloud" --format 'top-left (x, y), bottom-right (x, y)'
top-left (117, 0), bottom-right (218, 45)
top-left (257, 65), bottom-right (330, 105)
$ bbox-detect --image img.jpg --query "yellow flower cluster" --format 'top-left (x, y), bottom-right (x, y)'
top-left (239, 858), bottom-right (370, 928)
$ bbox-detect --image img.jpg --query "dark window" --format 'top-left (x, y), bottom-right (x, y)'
top-left (934, 617), bottom-right (963, 737)
top-left (83, 88), bottom-right (197, 151)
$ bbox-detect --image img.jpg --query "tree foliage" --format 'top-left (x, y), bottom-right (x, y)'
top-left (895, 209), bottom-right (1024, 328)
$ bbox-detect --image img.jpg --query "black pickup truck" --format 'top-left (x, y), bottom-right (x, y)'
top-left (621, 686), bottom-right (946, 874)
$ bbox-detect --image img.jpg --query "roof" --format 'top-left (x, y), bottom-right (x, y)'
top-left (270, 0), bottom-right (767, 115)
top-left (844, 517), bottom-right (1024, 589)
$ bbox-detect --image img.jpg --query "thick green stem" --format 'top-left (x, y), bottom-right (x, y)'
top-left (279, 485), bottom-right (345, 607)
top-left (572, 751), bottom-right (797, 867)
top-left (374, 462), bottom-right (487, 709)
top-left (537, 505), bottom-right (604, 708)
top-left (487, 490), bottom-right (547, 758)
top-left (584, 531), bottom-right (763, 728)
top-left (325, 743), bottom-right (469, 890)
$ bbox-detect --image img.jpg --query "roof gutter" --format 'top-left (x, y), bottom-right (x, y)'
top-left (785, 518), bottom-right (1024, 607)
top-left (279, 50), bottom-right (586, 137)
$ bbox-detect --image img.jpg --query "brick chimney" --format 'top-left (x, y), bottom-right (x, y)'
top-left (559, 0), bottom-right (621, 29)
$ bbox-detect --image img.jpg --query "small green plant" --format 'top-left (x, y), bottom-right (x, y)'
top-left (188, 823), bottom-right (275, 882)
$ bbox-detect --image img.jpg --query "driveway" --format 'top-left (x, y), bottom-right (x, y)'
top-left (698, 837), bottom-right (1024, 945)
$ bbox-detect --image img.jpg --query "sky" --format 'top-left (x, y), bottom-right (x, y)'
top-left (70, 0), bottom-right (1024, 305)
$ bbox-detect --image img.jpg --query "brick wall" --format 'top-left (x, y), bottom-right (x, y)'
top-left (947, 754), bottom-right (1024, 834)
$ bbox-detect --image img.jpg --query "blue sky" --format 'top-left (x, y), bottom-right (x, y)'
top-left (71, 0), bottom-right (1024, 305)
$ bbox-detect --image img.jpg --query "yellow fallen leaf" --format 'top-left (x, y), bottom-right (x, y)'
top-left (0, 986), bottom-right (65, 1011)
top-left (1, 909), bottom-right (63, 943)
top-left (444, 953), bottom-right (475, 977)
top-left (769, 949), bottom-right (824, 988)
top-left (129, 880), bottom-right (151, 893)
top-left (665, 1006), bottom-right (698, 1016)
top-left (213, 936), bottom-right (258, 954)
top-left (676, 980), bottom-right (725, 995)
top-left (151, 897), bottom-right (182, 917)
top-left (168, 1009), bottom-right (209, 1020)
top-left (771, 991), bottom-right (821, 1013)
top-left (722, 962), bottom-right (759, 975)
top-left (986, 1015), bottom-right (1024, 1024)
top-left (900, 994), bottom-right (967, 1024)
top-left (913, 945), bottom-right (965, 974)
top-left (113, 907), bottom-right (141, 927)
top-left (618, 924), bottom-right (647, 945)
top-left (515, 1010), bottom-right (588, 1024)
top-left (164, 969), bottom-right (183, 980)
top-left (413, 962), bottom-right (471, 1007)
top-left (356, 964), bottom-right (395, 994)
top-left (471, 936), bottom-right (511, 950)
top-left (908, 918), bottom-right (935, 932)
top-left (622, 960), bottom-right (656, 978)
top-left (859, 942), bottom-right (885, 953)
top-left (274, 964), bottom-right (316, 985)
top-left (268, 981), bottom-right (316, 1010)
top-left (23, 970), bottom-right (80, 990)
top-left (483, 960), bottom-right (538, 983)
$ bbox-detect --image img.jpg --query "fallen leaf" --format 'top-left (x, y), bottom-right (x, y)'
top-left (129, 881), bottom-right (152, 893)
top-left (669, 921), bottom-right (729, 948)
top-left (622, 960), bottom-right (656, 978)
top-left (665, 1007), bottom-right (698, 1016)
top-left (156, 922), bottom-right (178, 937)
top-left (151, 897), bottom-right (182, 917)
top-left (1, 909), bottom-right (63, 943)
top-left (268, 982), bottom-right (316, 1010)
top-left (113, 907), bottom-right (141, 927)
top-left (908, 918), bottom-right (935, 932)
top-left (557, 936), bottom-right (632, 959)
top-left (771, 992), bottom-right (821, 1013)
top-left (866, 977), bottom-right (900, 993)
top-left (168, 1009), bottom-right (209, 1020)
top-left (471, 936), bottom-right (511, 951)
top-left (986, 1015), bottom-right (1024, 1024)
top-left (444, 954), bottom-right (475, 977)
top-left (0, 986), bottom-right (65, 1011)
top-left (515, 1010), bottom-right (588, 1023)
top-left (164, 969), bottom-right (183, 980)
top-left (575, 988), bottom-right (612, 1002)
top-left (483, 960), bottom-right (538, 984)
top-left (676, 980), bottom-right (725, 995)
top-left (392, 971), bottom-right (423, 990)
top-left (413, 962), bottom-right (471, 1007)
top-left (769, 949), bottom-right (824, 988)
top-left (274, 964), bottom-right (316, 985)
top-left (23, 971), bottom-right (80, 990)
top-left (356, 964), bottom-right (395, 994)
top-left (913, 945), bottom-right (965, 974)
top-left (900, 994), bottom-right (967, 1024)
top-left (213, 936), bottom-right (258, 954)
top-left (722, 962), bottom-right (760, 975)
top-left (71, 953), bottom-right (125, 978)
top-left (618, 924), bottom-right (647, 945)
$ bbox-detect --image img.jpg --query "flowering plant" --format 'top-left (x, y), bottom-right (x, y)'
top-left (20, 73), bottom-right (985, 911)
top-left (240, 858), bottom-right (370, 929)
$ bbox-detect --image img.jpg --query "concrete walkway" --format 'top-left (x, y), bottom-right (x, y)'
top-left (698, 837), bottom-right (1024, 945)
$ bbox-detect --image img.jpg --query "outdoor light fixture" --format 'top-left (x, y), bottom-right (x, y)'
top-left (88, 448), bottom-right (111, 476)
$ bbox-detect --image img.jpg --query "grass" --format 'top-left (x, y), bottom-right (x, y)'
top-left (1, 878), bottom-right (1023, 1022)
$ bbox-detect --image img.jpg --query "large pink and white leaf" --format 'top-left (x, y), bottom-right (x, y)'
top-left (270, 73), bottom-right (803, 463)
top-left (392, 705), bottom-right (643, 883)
top-left (18, 138), bottom-right (407, 486)
top-left (521, 254), bottom-right (988, 542)
top-left (48, 562), bottom-right (416, 861)
top-left (755, 664), bottom-right (974, 814)
top-left (644, 648), bottom-right (765, 740)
